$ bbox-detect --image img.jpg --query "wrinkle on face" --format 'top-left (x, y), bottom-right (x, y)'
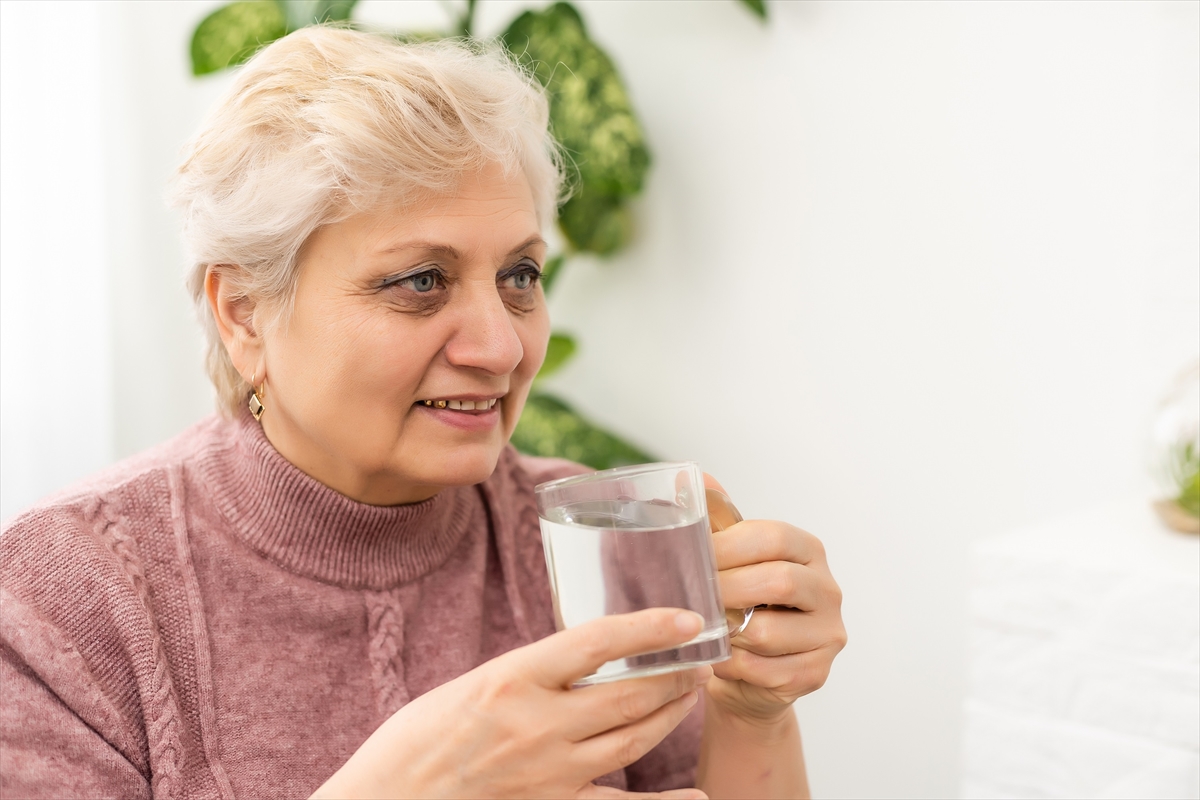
top-left (257, 162), bottom-right (549, 505)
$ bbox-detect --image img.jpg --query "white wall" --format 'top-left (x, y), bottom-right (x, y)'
top-left (1, 1), bottom-right (114, 520)
top-left (1, 2), bottom-right (1196, 797)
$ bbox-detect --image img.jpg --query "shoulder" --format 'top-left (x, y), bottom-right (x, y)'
top-left (0, 414), bottom-right (228, 609)
top-left (0, 415), bottom-right (229, 769)
top-left (0, 413), bottom-right (233, 638)
top-left (8, 414), bottom-right (227, 519)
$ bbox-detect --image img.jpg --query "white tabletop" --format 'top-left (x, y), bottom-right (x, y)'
top-left (964, 498), bottom-right (1200, 799)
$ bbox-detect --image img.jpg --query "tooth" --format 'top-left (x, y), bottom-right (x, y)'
top-left (435, 400), bottom-right (447, 409)
top-left (423, 400), bottom-right (432, 407)
top-left (448, 400), bottom-right (462, 410)
top-left (467, 400), bottom-right (479, 411)
top-left (488, 399), bottom-right (497, 409)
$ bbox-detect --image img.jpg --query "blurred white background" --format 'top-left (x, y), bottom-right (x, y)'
top-left (2, 1), bottom-right (1197, 797)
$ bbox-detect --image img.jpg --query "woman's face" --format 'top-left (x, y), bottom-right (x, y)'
top-left (251, 163), bottom-right (549, 505)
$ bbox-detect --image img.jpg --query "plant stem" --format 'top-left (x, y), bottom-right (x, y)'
top-left (459, 0), bottom-right (477, 38)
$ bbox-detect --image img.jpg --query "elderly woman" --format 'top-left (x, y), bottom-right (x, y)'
top-left (0, 27), bottom-right (845, 800)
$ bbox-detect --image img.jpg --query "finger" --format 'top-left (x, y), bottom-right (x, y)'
top-left (578, 783), bottom-right (707, 799)
top-left (711, 520), bottom-right (826, 570)
top-left (720, 561), bottom-right (835, 612)
top-left (705, 488), bottom-right (743, 535)
top-left (565, 665), bottom-right (713, 741)
top-left (727, 608), bottom-right (829, 657)
top-left (572, 689), bottom-right (701, 777)
top-left (701, 473), bottom-right (728, 495)
top-left (523, 609), bottom-right (705, 688)
top-left (712, 644), bottom-right (842, 698)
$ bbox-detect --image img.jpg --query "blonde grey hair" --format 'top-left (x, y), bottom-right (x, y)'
top-left (170, 26), bottom-right (565, 415)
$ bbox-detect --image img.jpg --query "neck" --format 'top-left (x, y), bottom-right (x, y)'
top-left (260, 410), bottom-right (439, 506)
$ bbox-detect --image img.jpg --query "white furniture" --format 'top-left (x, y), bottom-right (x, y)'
top-left (964, 498), bottom-right (1200, 799)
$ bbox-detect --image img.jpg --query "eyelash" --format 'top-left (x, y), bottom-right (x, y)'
top-left (500, 261), bottom-right (543, 290)
top-left (379, 261), bottom-right (543, 295)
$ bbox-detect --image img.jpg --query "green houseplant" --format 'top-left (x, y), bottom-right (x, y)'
top-left (189, 0), bottom-right (766, 469)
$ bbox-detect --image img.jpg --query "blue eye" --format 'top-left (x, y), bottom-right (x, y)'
top-left (404, 272), bottom-right (437, 293)
top-left (503, 264), bottom-right (540, 292)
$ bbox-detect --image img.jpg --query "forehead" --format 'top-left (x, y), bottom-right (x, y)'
top-left (362, 165), bottom-right (540, 252)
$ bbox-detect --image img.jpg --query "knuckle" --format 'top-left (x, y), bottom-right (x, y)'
top-left (809, 535), bottom-right (827, 559)
top-left (614, 729), bottom-right (647, 768)
top-left (766, 566), bottom-right (797, 602)
top-left (474, 668), bottom-right (518, 707)
top-left (616, 685), bottom-right (650, 724)
top-left (578, 627), bottom-right (615, 665)
top-left (765, 525), bottom-right (790, 557)
top-left (790, 654), bottom-right (831, 697)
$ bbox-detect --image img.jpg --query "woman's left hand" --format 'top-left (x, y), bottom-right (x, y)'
top-left (705, 478), bottom-right (847, 725)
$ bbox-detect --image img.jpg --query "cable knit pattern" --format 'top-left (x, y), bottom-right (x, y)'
top-left (365, 588), bottom-right (410, 719)
top-left (0, 412), bottom-right (702, 798)
top-left (83, 493), bottom-right (184, 800)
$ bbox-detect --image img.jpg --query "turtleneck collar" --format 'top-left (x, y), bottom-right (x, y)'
top-left (197, 412), bottom-right (478, 590)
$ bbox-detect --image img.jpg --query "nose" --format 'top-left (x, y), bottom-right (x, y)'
top-left (443, 286), bottom-right (524, 377)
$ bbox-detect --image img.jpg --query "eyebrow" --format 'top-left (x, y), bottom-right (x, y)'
top-left (378, 235), bottom-right (547, 259)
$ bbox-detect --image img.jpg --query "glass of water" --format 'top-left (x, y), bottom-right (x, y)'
top-left (535, 462), bottom-right (731, 686)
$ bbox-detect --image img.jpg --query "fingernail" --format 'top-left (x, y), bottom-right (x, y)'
top-left (675, 611), bottom-right (704, 636)
top-left (681, 690), bottom-right (698, 710)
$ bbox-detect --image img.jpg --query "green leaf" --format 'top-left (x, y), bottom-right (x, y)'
top-left (501, 2), bottom-right (650, 255)
top-left (279, 0), bottom-right (357, 32)
top-left (738, 0), bottom-right (768, 20)
top-left (1175, 439), bottom-right (1200, 517)
top-left (537, 332), bottom-right (577, 380)
top-left (1178, 469), bottom-right (1200, 517)
top-left (539, 254), bottom-right (566, 295)
top-left (556, 192), bottom-right (632, 256)
top-left (512, 393), bottom-right (656, 470)
top-left (191, 1), bottom-right (288, 76)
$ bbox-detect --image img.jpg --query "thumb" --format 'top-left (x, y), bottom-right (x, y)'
top-left (522, 608), bottom-right (705, 689)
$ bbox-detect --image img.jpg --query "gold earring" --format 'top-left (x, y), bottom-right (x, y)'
top-left (248, 372), bottom-right (266, 421)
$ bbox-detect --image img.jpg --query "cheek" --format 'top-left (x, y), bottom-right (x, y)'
top-left (272, 302), bottom-right (436, 411)
top-left (515, 307), bottom-right (551, 382)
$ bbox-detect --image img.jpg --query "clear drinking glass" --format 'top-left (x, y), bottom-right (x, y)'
top-left (535, 462), bottom-right (732, 686)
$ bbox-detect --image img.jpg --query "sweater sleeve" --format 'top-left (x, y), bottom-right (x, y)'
top-left (1, 631), bottom-right (149, 799)
top-left (0, 505), bottom-right (155, 800)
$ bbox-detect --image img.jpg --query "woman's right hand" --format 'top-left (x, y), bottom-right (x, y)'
top-left (311, 608), bottom-right (711, 800)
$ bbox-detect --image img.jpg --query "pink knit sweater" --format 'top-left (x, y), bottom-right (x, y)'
top-left (0, 413), bottom-right (700, 798)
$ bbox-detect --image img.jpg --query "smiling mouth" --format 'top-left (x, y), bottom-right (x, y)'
top-left (417, 398), bottom-right (499, 412)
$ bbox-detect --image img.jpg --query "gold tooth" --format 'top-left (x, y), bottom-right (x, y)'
top-left (435, 400), bottom-right (447, 409)
top-left (423, 400), bottom-right (432, 407)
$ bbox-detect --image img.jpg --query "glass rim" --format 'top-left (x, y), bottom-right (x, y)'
top-left (533, 460), bottom-right (700, 495)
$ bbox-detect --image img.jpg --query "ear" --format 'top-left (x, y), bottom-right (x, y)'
top-left (205, 266), bottom-right (264, 384)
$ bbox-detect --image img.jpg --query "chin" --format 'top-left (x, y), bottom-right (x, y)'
top-left (409, 440), bottom-right (505, 489)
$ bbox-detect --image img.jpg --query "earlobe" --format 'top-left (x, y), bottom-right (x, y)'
top-left (205, 265), bottom-right (263, 384)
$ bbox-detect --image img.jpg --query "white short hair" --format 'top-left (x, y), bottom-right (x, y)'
top-left (170, 26), bottom-right (564, 414)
